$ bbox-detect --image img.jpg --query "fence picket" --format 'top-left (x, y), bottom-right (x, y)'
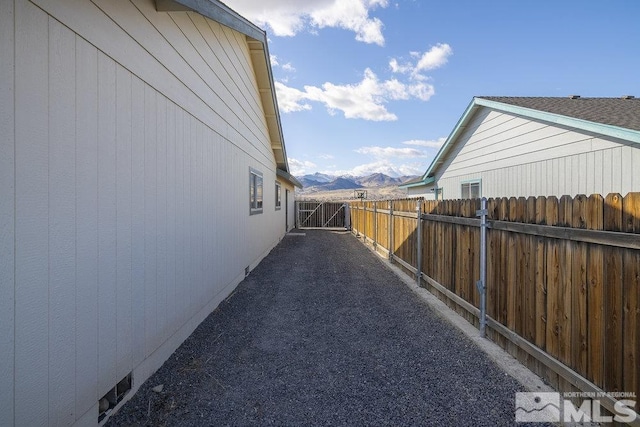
top-left (586, 194), bottom-right (604, 387)
top-left (571, 195), bottom-right (588, 378)
top-left (545, 196), bottom-right (561, 374)
top-left (603, 193), bottom-right (623, 393)
top-left (622, 193), bottom-right (640, 403)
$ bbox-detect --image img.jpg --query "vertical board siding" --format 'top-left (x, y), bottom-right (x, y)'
top-left (144, 84), bottom-right (158, 357)
top-left (48, 19), bottom-right (77, 425)
top-left (130, 75), bottom-right (147, 368)
top-left (75, 36), bottom-right (99, 418)
top-left (14, 1), bottom-right (49, 425)
top-left (0, 0), bottom-right (14, 424)
top-left (8, 0), bottom-right (289, 424)
top-left (115, 64), bottom-right (133, 380)
top-left (97, 52), bottom-right (118, 397)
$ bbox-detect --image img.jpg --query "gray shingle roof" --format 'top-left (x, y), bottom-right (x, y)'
top-left (477, 96), bottom-right (640, 131)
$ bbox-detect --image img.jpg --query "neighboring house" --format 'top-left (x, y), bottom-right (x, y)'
top-left (400, 96), bottom-right (640, 199)
top-left (0, 0), bottom-right (300, 425)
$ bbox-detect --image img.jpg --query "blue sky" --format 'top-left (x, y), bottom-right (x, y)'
top-left (224, 0), bottom-right (640, 178)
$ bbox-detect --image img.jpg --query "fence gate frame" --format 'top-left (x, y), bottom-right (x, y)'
top-left (295, 201), bottom-right (348, 229)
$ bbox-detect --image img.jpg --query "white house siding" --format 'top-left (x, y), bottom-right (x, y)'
top-left (0, 1), bottom-right (15, 426)
top-left (436, 108), bottom-right (640, 199)
top-left (2, 0), bottom-right (289, 425)
top-left (406, 187), bottom-right (437, 199)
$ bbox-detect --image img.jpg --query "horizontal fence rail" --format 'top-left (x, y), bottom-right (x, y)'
top-left (349, 193), bottom-right (640, 425)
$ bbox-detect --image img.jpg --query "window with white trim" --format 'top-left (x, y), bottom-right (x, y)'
top-left (249, 168), bottom-right (263, 215)
top-left (275, 182), bottom-right (282, 210)
top-left (461, 180), bottom-right (481, 199)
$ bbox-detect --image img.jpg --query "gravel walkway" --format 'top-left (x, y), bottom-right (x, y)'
top-left (108, 230), bottom-right (529, 426)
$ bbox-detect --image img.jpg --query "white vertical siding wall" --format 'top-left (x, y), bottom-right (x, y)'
top-left (3, 0), bottom-right (289, 424)
top-left (0, 1), bottom-right (15, 426)
top-left (437, 108), bottom-right (640, 198)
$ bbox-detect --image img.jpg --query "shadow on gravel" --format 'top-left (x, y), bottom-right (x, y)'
top-left (107, 230), bottom-right (540, 426)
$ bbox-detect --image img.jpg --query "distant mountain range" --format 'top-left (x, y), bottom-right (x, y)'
top-left (296, 172), bottom-right (418, 194)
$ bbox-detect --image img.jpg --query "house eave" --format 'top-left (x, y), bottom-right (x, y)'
top-left (155, 0), bottom-right (291, 174)
top-left (475, 97), bottom-right (640, 145)
top-left (277, 169), bottom-right (303, 189)
top-left (398, 176), bottom-right (435, 189)
top-left (417, 96), bottom-right (640, 184)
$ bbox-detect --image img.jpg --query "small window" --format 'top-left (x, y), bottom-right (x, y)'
top-left (250, 168), bottom-right (263, 215)
top-left (275, 182), bottom-right (282, 210)
top-left (461, 180), bottom-right (481, 199)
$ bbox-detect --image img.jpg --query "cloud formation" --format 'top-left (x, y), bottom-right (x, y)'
top-left (288, 158), bottom-right (317, 176)
top-left (223, 0), bottom-right (388, 45)
top-left (355, 146), bottom-right (425, 158)
top-left (275, 82), bottom-right (312, 113)
top-left (274, 68), bottom-right (437, 120)
top-left (402, 137), bottom-right (446, 149)
top-left (390, 43), bottom-right (453, 80)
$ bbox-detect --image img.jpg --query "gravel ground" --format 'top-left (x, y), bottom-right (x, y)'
top-left (108, 230), bottom-right (532, 426)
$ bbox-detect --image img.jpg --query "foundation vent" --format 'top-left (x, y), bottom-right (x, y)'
top-left (98, 372), bottom-right (132, 423)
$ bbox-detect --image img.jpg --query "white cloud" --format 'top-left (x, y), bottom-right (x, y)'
top-left (281, 62), bottom-right (296, 72)
top-left (390, 43), bottom-right (453, 80)
top-left (288, 158), bottom-right (317, 176)
top-left (275, 81), bottom-right (312, 113)
top-left (275, 68), bottom-right (438, 121)
top-left (270, 54), bottom-right (279, 66)
top-left (319, 154), bottom-right (335, 160)
top-left (402, 137), bottom-right (446, 148)
top-left (416, 43), bottom-right (453, 71)
top-left (389, 58), bottom-right (411, 74)
top-left (223, 0), bottom-right (388, 45)
top-left (407, 81), bottom-right (435, 101)
top-left (303, 69), bottom-right (398, 120)
top-left (355, 146), bottom-right (425, 158)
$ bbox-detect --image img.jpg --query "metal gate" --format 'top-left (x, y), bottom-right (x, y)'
top-left (296, 201), bottom-right (348, 228)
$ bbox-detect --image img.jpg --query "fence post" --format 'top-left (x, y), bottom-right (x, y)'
top-left (373, 201), bottom-right (377, 249)
top-left (416, 201), bottom-right (422, 286)
top-left (476, 197), bottom-right (488, 338)
top-left (344, 203), bottom-right (350, 230)
top-left (388, 201), bottom-right (393, 260)
top-left (362, 200), bottom-right (366, 243)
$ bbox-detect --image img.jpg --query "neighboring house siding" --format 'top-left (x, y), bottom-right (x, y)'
top-left (406, 187), bottom-right (437, 199)
top-left (437, 108), bottom-right (640, 199)
top-left (3, 0), bottom-right (287, 425)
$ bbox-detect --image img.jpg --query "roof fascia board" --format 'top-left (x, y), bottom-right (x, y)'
top-left (398, 176), bottom-right (435, 189)
top-left (421, 98), bottom-right (480, 180)
top-left (475, 97), bottom-right (640, 144)
top-left (168, 0), bottom-right (264, 41)
top-left (277, 169), bottom-right (303, 188)
top-left (261, 39), bottom-right (290, 172)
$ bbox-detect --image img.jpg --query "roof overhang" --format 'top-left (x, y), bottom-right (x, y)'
top-left (277, 169), bottom-right (303, 189)
top-left (398, 176), bottom-right (435, 189)
top-left (416, 96), bottom-right (640, 184)
top-left (156, 0), bottom-right (291, 174)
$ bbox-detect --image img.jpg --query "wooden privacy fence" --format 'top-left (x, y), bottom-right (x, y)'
top-left (349, 194), bottom-right (640, 422)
